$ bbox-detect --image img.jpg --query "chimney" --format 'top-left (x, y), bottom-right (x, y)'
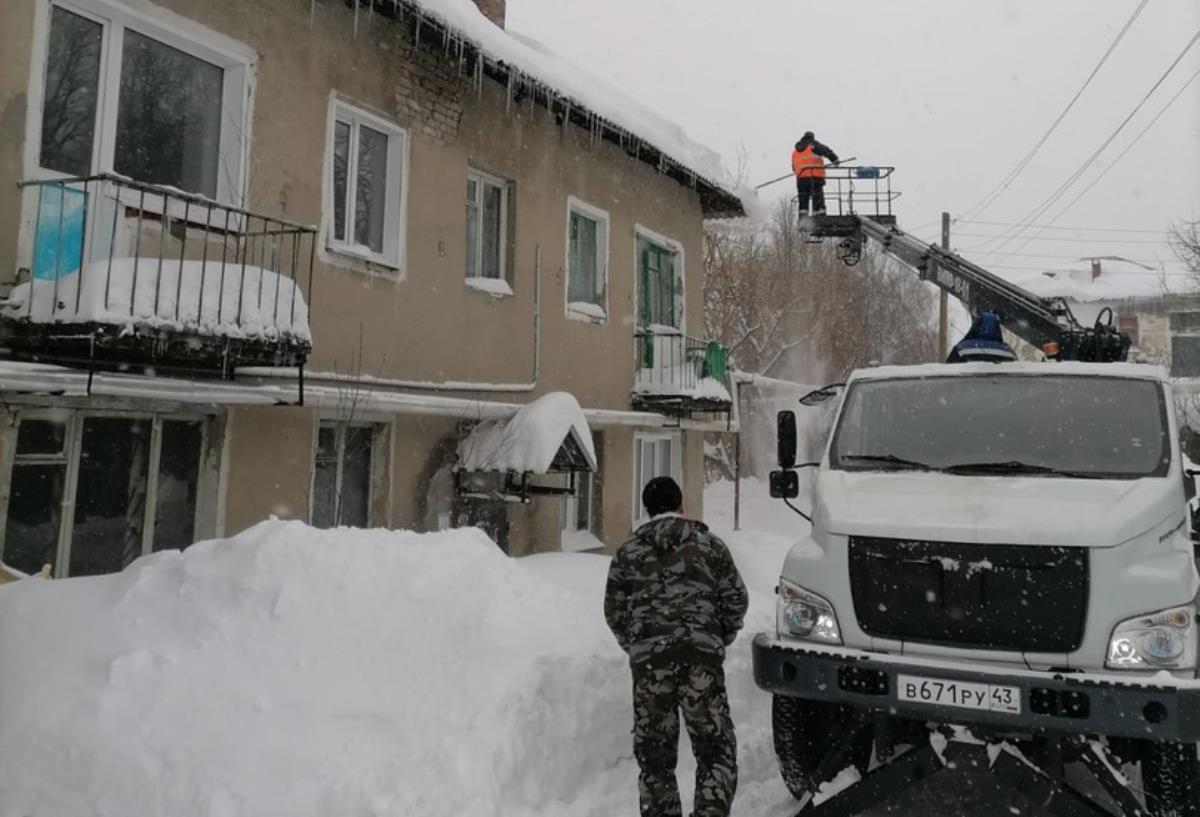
top-left (1091, 258), bottom-right (1101, 280)
top-left (471, 0), bottom-right (506, 28)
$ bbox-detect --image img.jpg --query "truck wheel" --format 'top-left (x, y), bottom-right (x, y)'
top-left (1142, 742), bottom-right (1200, 817)
top-left (772, 694), bottom-right (872, 799)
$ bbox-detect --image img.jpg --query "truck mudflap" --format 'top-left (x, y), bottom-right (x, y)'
top-left (754, 633), bottom-right (1200, 743)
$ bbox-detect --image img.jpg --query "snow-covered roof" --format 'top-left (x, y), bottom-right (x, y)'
top-left (360, 0), bottom-right (744, 217)
top-left (1003, 257), bottom-right (1179, 303)
top-left (457, 391), bottom-right (597, 474)
top-left (850, 360), bottom-right (1171, 383)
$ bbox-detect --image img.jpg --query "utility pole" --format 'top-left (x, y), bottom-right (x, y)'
top-left (938, 212), bottom-right (950, 359)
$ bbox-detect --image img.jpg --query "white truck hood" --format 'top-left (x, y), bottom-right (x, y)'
top-left (816, 469), bottom-right (1183, 548)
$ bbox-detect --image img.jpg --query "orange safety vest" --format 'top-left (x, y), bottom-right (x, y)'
top-left (792, 145), bottom-right (826, 180)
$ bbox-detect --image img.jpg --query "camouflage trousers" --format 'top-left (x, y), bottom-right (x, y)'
top-left (631, 662), bottom-right (738, 817)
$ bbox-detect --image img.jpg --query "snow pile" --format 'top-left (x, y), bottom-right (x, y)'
top-left (0, 479), bottom-right (802, 817)
top-left (2, 259), bottom-right (311, 343)
top-left (1005, 256), bottom-right (1178, 302)
top-left (389, 0), bottom-right (734, 195)
top-left (458, 391), bottom-right (597, 474)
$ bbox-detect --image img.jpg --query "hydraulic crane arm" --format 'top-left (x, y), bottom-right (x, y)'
top-left (805, 166), bottom-right (1131, 362)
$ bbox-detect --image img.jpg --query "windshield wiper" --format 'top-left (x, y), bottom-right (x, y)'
top-left (840, 454), bottom-right (939, 472)
top-left (942, 460), bottom-right (1095, 478)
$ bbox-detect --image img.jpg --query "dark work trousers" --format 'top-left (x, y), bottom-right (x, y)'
top-left (796, 177), bottom-right (826, 217)
top-left (632, 662), bottom-right (739, 817)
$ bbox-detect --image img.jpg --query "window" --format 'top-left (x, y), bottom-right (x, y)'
top-left (561, 432), bottom-right (602, 551)
top-left (35, 1), bottom-right (252, 201)
top-left (636, 231), bottom-right (683, 330)
top-left (1118, 314), bottom-right (1140, 347)
top-left (566, 198), bottom-right (609, 320)
top-left (1172, 313), bottom-right (1200, 377)
top-left (0, 412), bottom-right (210, 578)
top-left (466, 170), bottom-right (510, 289)
top-left (327, 99), bottom-right (407, 268)
top-left (632, 432), bottom-right (683, 528)
top-left (312, 422), bottom-right (375, 529)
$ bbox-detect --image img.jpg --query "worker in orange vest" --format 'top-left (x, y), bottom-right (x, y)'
top-left (792, 131), bottom-right (840, 219)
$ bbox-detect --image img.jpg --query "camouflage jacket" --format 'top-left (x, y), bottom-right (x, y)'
top-left (604, 515), bottom-right (749, 669)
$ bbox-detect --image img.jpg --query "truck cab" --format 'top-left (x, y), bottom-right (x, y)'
top-left (755, 361), bottom-right (1200, 815)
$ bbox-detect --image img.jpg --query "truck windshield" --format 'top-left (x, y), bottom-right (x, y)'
top-left (829, 374), bottom-right (1170, 479)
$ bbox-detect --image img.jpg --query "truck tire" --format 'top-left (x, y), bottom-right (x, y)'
top-left (772, 694), bottom-right (872, 799)
top-left (1142, 741), bottom-right (1200, 817)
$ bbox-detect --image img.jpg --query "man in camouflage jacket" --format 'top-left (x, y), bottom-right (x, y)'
top-left (604, 476), bottom-right (749, 817)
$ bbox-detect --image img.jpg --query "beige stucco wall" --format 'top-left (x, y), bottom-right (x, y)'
top-left (222, 405), bottom-right (316, 535)
top-left (0, 0), bottom-right (716, 552)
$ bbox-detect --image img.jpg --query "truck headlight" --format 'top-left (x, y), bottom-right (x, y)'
top-left (1106, 604), bottom-right (1197, 670)
top-left (777, 578), bottom-right (842, 645)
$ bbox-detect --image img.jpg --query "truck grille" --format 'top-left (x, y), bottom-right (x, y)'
top-left (849, 537), bottom-right (1088, 653)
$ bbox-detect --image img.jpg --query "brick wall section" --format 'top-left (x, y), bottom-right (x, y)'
top-left (471, 0), bottom-right (506, 28)
top-left (392, 28), bottom-right (466, 145)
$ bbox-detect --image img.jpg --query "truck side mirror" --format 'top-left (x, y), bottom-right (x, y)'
top-left (1186, 466), bottom-right (1198, 502)
top-left (769, 469), bottom-right (800, 499)
top-left (799, 383), bottom-right (843, 407)
top-left (777, 410), bottom-right (797, 468)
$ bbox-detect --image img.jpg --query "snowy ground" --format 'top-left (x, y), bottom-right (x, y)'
top-left (0, 478), bottom-right (1016, 817)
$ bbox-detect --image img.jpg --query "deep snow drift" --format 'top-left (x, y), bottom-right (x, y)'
top-left (0, 485), bottom-right (803, 817)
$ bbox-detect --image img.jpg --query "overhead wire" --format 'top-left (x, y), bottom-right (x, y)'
top-left (954, 0), bottom-right (1151, 224)
top-left (973, 27), bottom-right (1200, 260)
top-left (992, 65), bottom-right (1200, 263)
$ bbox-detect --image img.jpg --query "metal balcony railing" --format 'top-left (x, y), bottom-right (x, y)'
top-left (633, 330), bottom-right (732, 414)
top-left (4, 174), bottom-right (316, 374)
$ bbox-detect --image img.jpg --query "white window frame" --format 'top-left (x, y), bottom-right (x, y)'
top-left (0, 408), bottom-right (215, 578)
top-left (310, 419), bottom-right (382, 529)
top-left (324, 97), bottom-right (408, 271)
top-left (560, 470), bottom-right (603, 552)
top-left (631, 431), bottom-right (683, 529)
top-left (23, 0), bottom-right (255, 204)
top-left (633, 224), bottom-right (686, 334)
top-left (465, 168), bottom-right (511, 293)
top-left (564, 197), bottom-right (609, 323)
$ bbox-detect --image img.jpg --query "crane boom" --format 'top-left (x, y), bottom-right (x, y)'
top-left (806, 166), bottom-right (1131, 362)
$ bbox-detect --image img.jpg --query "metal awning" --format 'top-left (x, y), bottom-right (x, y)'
top-left (457, 392), bottom-right (597, 475)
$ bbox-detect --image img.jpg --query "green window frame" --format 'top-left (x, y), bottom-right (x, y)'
top-left (637, 236), bottom-right (679, 329)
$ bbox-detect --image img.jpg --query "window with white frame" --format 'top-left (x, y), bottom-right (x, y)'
top-left (466, 170), bottom-right (509, 284)
top-left (632, 431), bottom-right (683, 528)
top-left (328, 99), bottom-right (407, 268)
top-left (561, 431), bottom-right (602, 551)
top-left (312, 422), bottom-right (376, 529)
top-left (566, 198), bottom-right (609, 320)
top-left (35, 1), bottom-right (252, 201)
top-left (0, 412), bottom-right (210, 578)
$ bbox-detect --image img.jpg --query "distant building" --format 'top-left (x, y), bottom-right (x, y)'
top-left (0, 0), bottom-right (743, 579)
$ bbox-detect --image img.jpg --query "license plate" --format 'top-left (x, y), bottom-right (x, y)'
top-left (897, 673), bottom-right (1021, 715)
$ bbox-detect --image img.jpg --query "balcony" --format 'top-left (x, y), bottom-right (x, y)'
top-left (2, 175), bottom-right (315, 376)
top-left (632, 331), bottom-right (732, 418)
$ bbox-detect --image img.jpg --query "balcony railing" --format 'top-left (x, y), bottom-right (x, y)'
top-left (633, 330), bottom-right (732, 416)
top-left (3, 174), bottom-right (315, 375)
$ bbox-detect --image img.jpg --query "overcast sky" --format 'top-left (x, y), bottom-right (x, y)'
top-left (508, 0), bottom-right (1200, 287)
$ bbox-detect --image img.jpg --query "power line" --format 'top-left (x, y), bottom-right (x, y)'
top-left (994, 65), bottom-right (1200, 263)
top-left (953, 219), bottom-right (1170, 235)
top-left (956, 233), bottom-right (1168, 244)
top-left (955, 0), bottom-right (1151, 223)
top-left (973, 27), bottom-right (1200, 260)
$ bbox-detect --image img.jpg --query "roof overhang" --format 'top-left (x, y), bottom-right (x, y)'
top-left (350, 0), bottom-right (745, 218)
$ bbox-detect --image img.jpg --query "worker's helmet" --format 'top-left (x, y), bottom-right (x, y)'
top-left (801, 131), bottom-right (814, 142)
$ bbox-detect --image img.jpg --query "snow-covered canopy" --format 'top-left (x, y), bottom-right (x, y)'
top-left (1005, 256), bottom-right (1182, 303)
top-left (366, 0), bottom-right (744, 216)
top-left (457, 391), bottom-right (597, 474)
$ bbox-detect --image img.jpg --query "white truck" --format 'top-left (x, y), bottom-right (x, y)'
top-left (761, 174), bottom-right (1200, 814)
top-left (756, 362), bottom-right (1200, 816)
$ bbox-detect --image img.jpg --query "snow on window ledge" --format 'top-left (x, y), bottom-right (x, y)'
top-left (325, 242), bottom-right (401, 276)
top-left (566, 301), bottom-right (607, 323)
top-left (465, 277), bottom-right (514, 298)
top-left (561, 528), bottom-right (605, 553)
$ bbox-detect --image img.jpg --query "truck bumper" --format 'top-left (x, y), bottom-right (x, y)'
top-left (753, 633), bottom-right (1200, 742)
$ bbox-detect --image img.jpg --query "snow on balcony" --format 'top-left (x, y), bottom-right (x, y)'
top-left (3, 258), bottom-right (310, 343)
top-left (633, 331), bottom-right (732, 411)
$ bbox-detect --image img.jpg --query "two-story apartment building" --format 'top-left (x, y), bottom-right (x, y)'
top-left (0, 0), bottom-right (744, 579)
